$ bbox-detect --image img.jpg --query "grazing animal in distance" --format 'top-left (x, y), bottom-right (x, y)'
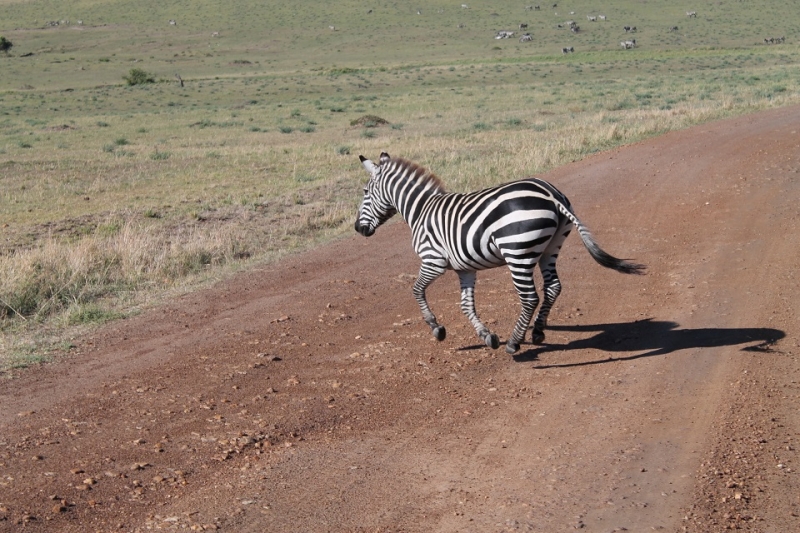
top-left (354, 153), bottom-right (645, 354)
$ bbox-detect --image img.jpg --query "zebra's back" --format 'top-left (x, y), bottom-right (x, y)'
top-left (415, 178), bottom-right (571, 271)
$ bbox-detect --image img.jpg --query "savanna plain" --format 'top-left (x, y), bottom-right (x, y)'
top-left (1, 1), bottom-right (799, 532)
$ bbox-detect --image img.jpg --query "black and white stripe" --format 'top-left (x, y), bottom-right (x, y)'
top-left (355, 153), bottom-right (645, 354)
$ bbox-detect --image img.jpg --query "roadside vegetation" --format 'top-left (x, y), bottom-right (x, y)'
top-left (1, 0), bottom-right (799, 372)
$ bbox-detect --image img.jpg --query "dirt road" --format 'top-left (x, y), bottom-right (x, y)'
top-left (1, 107), bottom-right (798, 533)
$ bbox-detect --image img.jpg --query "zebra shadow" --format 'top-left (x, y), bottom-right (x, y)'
top-left (509, 318), bottom-right (785, 366)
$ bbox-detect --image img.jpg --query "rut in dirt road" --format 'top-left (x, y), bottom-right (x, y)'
top-left (0, 106), bottom-right (798, 533)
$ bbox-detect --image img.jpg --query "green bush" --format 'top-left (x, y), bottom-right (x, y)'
top-left (123, 68), bottom-right (155, 86)
top-left (0, 36), bottom-right (12, 54)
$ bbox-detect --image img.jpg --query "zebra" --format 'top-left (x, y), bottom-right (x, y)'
top-left (562, 46), bottom-right (574, 53)
top-left (354, 153), bottom-right (645, 355)
top-left (519, 33), bottom-right (533, 42)
top-left (686, 11), bottom-right (697, 17)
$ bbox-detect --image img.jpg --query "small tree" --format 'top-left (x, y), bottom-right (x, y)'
top-left (0, 36), bottom-right (13, 54)
top-left (123, 68), bottom-right (155, 86)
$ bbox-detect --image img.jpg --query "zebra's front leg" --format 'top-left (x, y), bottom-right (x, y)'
top-left (457, 271), bottom-right (500, 349)
top-left (507, 273), bottom-right (540, 354)
top-left (412, 263), bottom-right (447, 341)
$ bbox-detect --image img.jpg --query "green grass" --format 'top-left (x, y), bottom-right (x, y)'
top-left (1, 0), bottom-right (800, 372)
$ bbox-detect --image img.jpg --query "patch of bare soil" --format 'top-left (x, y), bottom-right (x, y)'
top-left (1, 107), bottom-right (798, 533)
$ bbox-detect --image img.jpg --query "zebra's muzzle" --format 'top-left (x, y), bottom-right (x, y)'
top-left (354, 220), bottom-right (374, 237)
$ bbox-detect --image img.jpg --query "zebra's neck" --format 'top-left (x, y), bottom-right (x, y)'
top-left (383, 158), bottom-right (446, 226)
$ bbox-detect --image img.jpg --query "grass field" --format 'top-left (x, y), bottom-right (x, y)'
top-left (1, 0), bottom-right (799, 372)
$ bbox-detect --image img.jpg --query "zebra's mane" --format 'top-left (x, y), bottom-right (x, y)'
top-left (389, 157), bottom-right (446, 193)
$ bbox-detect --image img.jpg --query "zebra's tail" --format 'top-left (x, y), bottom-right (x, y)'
top-left (555, 202), bottom-right (646, 275)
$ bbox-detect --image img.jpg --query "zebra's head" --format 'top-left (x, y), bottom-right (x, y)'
top-left (355, 152), bottom-right (397, 237)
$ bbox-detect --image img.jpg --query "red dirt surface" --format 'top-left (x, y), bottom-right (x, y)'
top-left (1, 107), bottom-right (799, 533)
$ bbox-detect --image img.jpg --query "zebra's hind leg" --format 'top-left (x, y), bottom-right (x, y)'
top-left (531, 268), bottom-right (561, 344)
top-left (506, 270), bottom-right (540, 354)
top-left (457, 271), bottom-right (500, 349)
top-left (413, 263), bottom-right (447, 341)
top-left (532, 223), bottom-right (571, 344)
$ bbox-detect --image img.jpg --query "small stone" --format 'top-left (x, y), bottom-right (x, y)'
top-left (52, 505), bottom-right (67, 513)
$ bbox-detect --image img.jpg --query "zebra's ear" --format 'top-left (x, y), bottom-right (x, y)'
top-left (379, 152), bottom-right (391, 164)
top-left (359, 155), bottom-right (378, 174)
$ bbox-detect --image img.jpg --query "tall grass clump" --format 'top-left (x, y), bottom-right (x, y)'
top-left (0, 222), bottom-right (248, 324)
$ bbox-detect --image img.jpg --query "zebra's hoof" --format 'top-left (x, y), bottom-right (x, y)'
top-left (433, 326), bottom-right (446, 342)
top-left (532, 331), bottom-right (545, 345)
top-left (506, 341), bottom-right (520, 354)
top-left (484, 333), bottom-right (500, 350)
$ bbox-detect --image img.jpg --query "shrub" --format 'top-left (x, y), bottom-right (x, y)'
top-left (123, 68), bottom-right (156, 86)
top-left (0, 36), bottom-right (12, 54)
top-left (350, 115), bottom-right (389, 128)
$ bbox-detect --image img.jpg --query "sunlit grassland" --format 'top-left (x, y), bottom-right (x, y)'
top-left (1, 0), bottom-right (799, 371)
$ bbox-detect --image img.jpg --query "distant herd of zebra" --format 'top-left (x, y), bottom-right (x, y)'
top-left (491, 7), bottom-right (788, 52)
top-left (494, 7), bottom-right (641, 50)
